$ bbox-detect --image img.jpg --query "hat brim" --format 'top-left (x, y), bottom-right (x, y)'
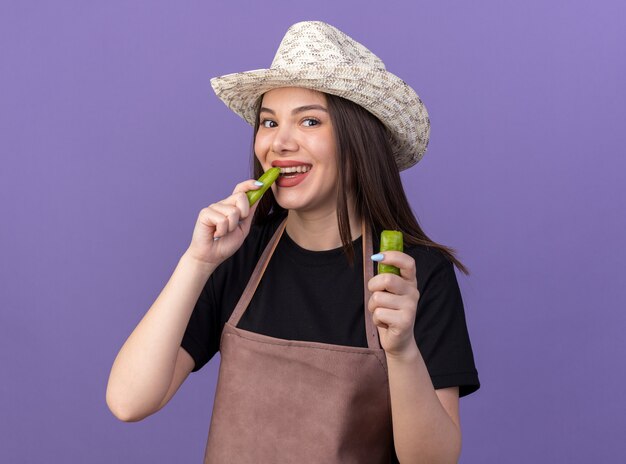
top-left (210, 64), bottom-right (429, 171)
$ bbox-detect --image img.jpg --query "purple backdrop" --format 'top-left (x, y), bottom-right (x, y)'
top-left (1, 1), bottom-right (625, 462)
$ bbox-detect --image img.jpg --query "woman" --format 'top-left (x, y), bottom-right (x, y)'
top-left (107, 21), bottom-right (479, 463)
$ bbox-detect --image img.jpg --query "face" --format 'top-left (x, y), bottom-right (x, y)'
top-left (254, 87), bottom-right (338, 215)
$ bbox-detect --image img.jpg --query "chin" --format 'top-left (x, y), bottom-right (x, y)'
top-left (276, 188), bottom-right (337, 213)
top-left (275, 198), bottom-right (305, 211)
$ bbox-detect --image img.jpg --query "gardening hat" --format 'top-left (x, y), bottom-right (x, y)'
top-left (210, 21), bottom-right (430, 170)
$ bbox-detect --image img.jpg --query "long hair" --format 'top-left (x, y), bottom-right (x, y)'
top-left (250, 92), bottom-right (469, 275)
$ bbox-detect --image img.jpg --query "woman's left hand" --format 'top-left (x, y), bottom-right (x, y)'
top-left (367, 251), bottom-right (420, 358)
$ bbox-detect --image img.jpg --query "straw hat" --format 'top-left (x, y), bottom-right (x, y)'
top-left (210, 21), bottom-right (430, 171)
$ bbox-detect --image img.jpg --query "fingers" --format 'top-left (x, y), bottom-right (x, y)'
top-left (206, 202), bottom-right (242, 238)
top-left (231, 179), bottom-right (264, 220)
top-left (368, 273), bottom-right (406, 296)
top-left (230, 192), bottom-right (251, 221)
top-left (367, 250), bottom-right (420, 336)
top-left (368, 271), bottom-right (419, 301)
top-left (199, 179), bottom-right (262, 239)
top-left (371, 250), bottom-right (417, 281)
top-left (233, 179), bottom-right (263, 195)
top-left (367, 287), bottom-right (419, 339)
top-left (370, 306), bottom-right (415, 332)
top-left (367, 288), bottom-right (418, 314)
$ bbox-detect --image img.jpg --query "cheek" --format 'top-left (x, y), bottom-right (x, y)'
top-left (318, 141), bottom-right (339, 178)
top-left (254, 134), bottom-right (268, 159)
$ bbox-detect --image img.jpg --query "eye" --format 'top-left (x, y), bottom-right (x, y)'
top-left (261, 119), bottom-right (277, 128)
top-left (302, 118), bottom-right (320, 127)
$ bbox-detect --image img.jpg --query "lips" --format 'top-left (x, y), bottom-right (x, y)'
top-left (272, 161), bottom-right (312, 188)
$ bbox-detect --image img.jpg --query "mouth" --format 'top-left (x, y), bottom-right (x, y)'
top-left (273, 164), bottom-right (312, 188)
top-left (278, 165), bottom-right (312, 178)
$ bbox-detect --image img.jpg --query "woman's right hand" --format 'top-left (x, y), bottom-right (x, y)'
top-left (107, 179), bottom-right (265, 422)
top-left (185, 179), bottom-right (263, 266)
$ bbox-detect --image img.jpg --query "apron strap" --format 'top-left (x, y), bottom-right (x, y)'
top-left (361, 221), bottom-right (379, 350)
top-left (228, 218), bottom-right (288, 327)
top-left (227, 217), bottom-right (382, 350)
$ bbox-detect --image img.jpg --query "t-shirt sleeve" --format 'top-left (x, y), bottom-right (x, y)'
top-left (413, 257), bottom-right (480, 397)
top-left (181, 274), bottom-right (221, 372)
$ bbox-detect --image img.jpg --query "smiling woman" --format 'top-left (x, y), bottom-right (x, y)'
top-left (255, 88), bottom-right (340, 216)
top-left (106, 20), bottom-right (479, 464)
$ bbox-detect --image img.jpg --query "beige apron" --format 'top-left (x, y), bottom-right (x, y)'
top-left (204, 219), bottom-right (393, 463)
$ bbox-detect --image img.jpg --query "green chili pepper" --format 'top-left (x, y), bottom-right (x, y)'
top-left (246, 167), bottom-right (281, 206)
top-left (378, 230), bottom-right (403, 276)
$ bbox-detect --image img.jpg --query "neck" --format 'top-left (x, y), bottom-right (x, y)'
top-left (285, 205), bottom-right (361, 251)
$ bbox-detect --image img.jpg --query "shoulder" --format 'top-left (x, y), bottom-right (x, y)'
top-left (405, 244), bottom-right (451, 271)
top-left (403, 244), bottom-right (458, 295)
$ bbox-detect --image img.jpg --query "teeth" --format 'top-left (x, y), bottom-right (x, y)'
top-left (279, 165), bottom-right (311, 174)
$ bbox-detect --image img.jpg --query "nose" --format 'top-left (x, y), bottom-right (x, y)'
top-left (271, 123), bottom-right (298, 155)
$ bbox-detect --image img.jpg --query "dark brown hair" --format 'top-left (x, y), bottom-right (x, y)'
top-left (250, 92), bottom-right (469, 275)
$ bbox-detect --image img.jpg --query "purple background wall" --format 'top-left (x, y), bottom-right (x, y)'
top-left (1, 1), bottom-right (624, 462)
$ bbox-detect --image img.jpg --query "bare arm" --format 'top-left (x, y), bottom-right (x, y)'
top-left (386, 346), bottom-right (461, 463)
top-left (106, 252), bottom-right (216, 421)
top-left (369, 251), bottom-right (462, 463)
top-left (106, 180), bottom-right (261, 422)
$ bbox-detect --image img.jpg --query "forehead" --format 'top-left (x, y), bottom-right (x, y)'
top-left (260, 87), bottom-right (327, 108)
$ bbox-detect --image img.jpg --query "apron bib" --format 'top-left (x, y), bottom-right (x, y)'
top-left (204, 220), bottom-right (393, 463)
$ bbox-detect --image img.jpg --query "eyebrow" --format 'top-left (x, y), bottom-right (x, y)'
top-left (259, 104), bottom-right (328, 115)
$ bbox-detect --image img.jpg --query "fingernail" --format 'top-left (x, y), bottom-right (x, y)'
top-left (371, 253), bottom-right (384, 262)
top-left (254, 181), bottom-right (264, 186)
top-left (213, 237), bottom-right (220, 241)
